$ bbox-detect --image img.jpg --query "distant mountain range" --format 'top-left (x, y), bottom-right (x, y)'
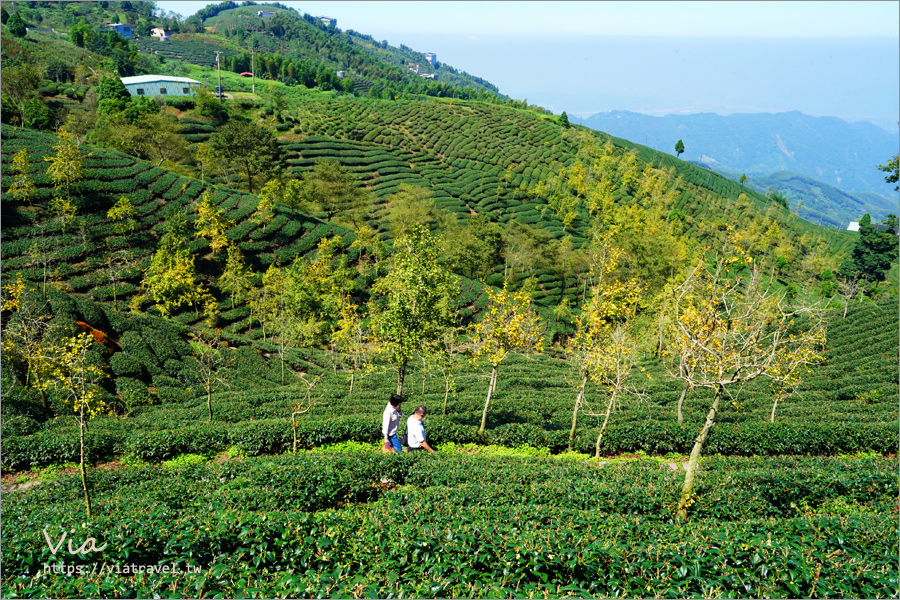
top-left (579, 110), bottom-right (898, 226)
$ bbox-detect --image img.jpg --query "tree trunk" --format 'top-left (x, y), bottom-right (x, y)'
top-left (207, 386), bottom-right (213, 422)
top-left (769, 396), bottom-right (779, 423)
top-left (348, 372), bottom-right (355, 399)
top-left (676, 384), bottom-right (723, 522)
top-left (478, 363), bottom-right (499, 437)
top-left (594, 388), bottom-right (617, 463)
top-left (443, 376), bottom-right (451, 415)
top-left (396, 359), bottom-right (407, 396)
top-left (677, 383), bottom-right (688, 424)
top-left (568, 372), bottom-right (588, 451)
top-left (421, 355), bottom-right (428, 394)
top-left (79, 415), bottom-right (92, 519)
top-left (292, 416), bottom-right (298, 453)
top-left (280, 303), bottom-right (285, 386)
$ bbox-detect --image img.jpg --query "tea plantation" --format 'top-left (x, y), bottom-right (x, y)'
top-left (2, 452), bottom-right (897, 598)
top-left (3, 4), bottom-right (897, 596)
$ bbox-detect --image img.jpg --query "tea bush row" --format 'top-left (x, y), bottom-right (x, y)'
top-left (2, 453), bottom-right (896, 598)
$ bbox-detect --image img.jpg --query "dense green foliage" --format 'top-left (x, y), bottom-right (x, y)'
top-left (2, 453), bottom-right (897, 597)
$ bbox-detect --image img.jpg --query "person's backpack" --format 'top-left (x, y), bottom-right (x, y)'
top-left (401, 432), bottom-right (408, 446)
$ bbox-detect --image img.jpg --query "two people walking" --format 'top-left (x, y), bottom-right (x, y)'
top-left (382, 393), bottom-right (434, 453)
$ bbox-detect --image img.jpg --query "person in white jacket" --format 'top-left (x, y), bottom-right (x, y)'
top-left (382, 394), bottom-right (404, 453)
top-left (406, 405), bottom-right (435, 452)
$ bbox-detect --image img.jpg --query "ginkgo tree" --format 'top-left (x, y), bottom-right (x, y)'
top-left (44, 128), bottom-right (84, 233)
top-left (1, 274), bottom-right (54, 413)
top-left (187, 330), bottom-right (233, 422)
top-left (7, 148), bottom-right (35, 205)
top-left (667, 233), bottom-right (826, 522)
top-left (330, 296), bottom-right (371, 399)
top-left (44, 333), bottom-right (108, 519)
top-left (581, 324), bottom-right (644, 461)
top-left (565, 231), bottom-right (644, 451)
top-left (470, 284), bottom-right (544, 437)
top-left (140, 213), bottom-right (213, 319)
top-left (195, 191), bottom-right (235, 255)
top-left (369, 225), bottom-right (459, 395)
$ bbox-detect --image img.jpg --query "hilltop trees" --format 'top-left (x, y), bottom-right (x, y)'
top-left (1, 64), bottom-right (42, 127)
top-left (674, 139), bottom-right (684, 158)
top-left (6, 11), bottom-right (26, 37)
top-left (97, 76), bottom-right (132, 115)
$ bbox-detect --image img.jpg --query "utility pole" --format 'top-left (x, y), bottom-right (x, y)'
top-left (251, 44), bottom-right (256, 94)
top-left (215, 50), bottom-right (223, 104)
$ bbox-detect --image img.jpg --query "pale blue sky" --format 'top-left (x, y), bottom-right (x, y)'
top-left (155, 1), bottom-right (900, 130)
top-left (158, 1), bottom-right (899, 37)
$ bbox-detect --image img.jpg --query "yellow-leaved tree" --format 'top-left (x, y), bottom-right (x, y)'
top-left (566, 231), bottom-right (644, 451)
top-left (1, 274), bottom-right (54, 413)
top-left (195, 191), bottom-right (235, 255)
top-left (667, 231), bottom-right (826, 522)
top-left (7, 148), bottom-right (35, 205)
top-left (140, 213), bottom-right (214, 321)
top-left (45, 333), bottom-right (108, 519)
top-left (330, 296), bottom-right (371, 399)
top-left (470, 285), bottom-right (544, 437)
top-left (44, 128), bottom-right (84, 232)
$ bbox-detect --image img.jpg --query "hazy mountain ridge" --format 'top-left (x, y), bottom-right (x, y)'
top-left (580, 110), bottom-right (898, 205)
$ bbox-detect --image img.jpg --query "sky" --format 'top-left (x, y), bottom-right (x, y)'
top-left (156, 1), bottom-right (900, 131)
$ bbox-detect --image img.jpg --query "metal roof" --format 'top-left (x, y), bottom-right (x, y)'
top-left (120, 75), bottom-right (201, 85)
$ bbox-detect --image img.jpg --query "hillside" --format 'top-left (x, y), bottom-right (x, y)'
top-left (580, 109), bottom-right (899, 205)
top-left (732, 170), bottom-right (899, 229)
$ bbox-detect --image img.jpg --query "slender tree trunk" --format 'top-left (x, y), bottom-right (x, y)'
top-left (396, 359), bottom-right (407, 396)
top-left (28, 368), bottom-right (51, 412)
top-left (656, 318), bottom-right (665, 356)
top-left (421, 355), bottom-right (427, 394)
top-left (594, 388), bottom-right (617, 463)
top-left (79, 415), bottom-right (92, 519)
top-left (443, 376), bottom-right (451, 415)
top-left (769, 396), bottom-right (779, 423)
top-left (478, 364), bottom-right (499, 437)
top-left (676, 384), bottom-right (723, 522)
top-left (569, 372), bottom-right (588, 451)
top-left (207, 386), bottom-right (213, 422)
top-left (677, 383), bottom-right (688, 424)
top-left (292, 416), bottom-right (298, 453)
top-left (348, 372), bottom-right (355, 399)
top-left (280, 296), bottom-right (285, 386)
